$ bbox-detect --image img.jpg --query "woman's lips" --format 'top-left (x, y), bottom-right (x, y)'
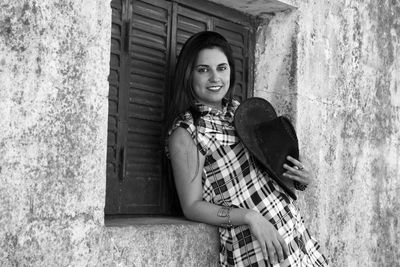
top-left (207, 85), bottom-right (223, 91)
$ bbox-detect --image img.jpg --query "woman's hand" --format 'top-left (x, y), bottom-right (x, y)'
top-left (245, 210), bottom-right (289, 265)
top-left (282, 156), bottom-right (314, 187)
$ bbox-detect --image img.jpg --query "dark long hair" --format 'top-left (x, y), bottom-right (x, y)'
top-left (165, 31), bottom-right (236, 132)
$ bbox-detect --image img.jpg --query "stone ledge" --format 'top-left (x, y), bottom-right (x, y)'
top-left (209, 0), bottom-right (297, 17)
top-left (104, 217), bottom-right (220, 266)
top-left (105, 216), bottom-right (199, 226)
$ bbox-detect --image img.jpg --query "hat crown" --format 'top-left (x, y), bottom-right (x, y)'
top-left (234, 97), bottom-right (299, 200)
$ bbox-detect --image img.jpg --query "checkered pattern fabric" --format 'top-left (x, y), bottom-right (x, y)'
top-left (167, 99), bottom-right (328, 267)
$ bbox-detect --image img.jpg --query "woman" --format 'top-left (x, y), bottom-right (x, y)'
top-left (165, 31), bottom-right (328, 266)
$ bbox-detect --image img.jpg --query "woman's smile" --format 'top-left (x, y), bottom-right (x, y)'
top-left (207, 85), bottom-right (223, 91)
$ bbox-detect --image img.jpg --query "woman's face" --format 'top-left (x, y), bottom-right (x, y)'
top-left (192, 47), bottom-right (231, 109)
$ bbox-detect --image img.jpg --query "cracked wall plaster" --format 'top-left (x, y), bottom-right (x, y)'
top-left (0, 0), bottom-right (399, 266)
top-left (254, 1), bottom-right (400, 266)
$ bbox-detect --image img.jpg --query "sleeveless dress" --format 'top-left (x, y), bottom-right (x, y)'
top-left (167, 99), bottom-right (329, 267)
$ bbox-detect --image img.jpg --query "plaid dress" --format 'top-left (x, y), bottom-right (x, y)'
top-left (167, 99), bottom-right (329, 267)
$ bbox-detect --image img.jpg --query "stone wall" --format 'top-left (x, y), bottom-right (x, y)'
top-left (254, 1), bottom-right (400, 266)
top-left (0, 0), bottom-right (111, 265)
top-left (0, 0), bottom-right (399, 266)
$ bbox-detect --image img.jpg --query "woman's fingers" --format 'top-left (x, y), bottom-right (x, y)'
top-left (283, 168), bottom-right (311, 185)
top-left (265, 236), bottom-right (287, 265)
top-left (260, 242), bottom-right (268, 261)
top-left (282, 163), bottom-right (305, 183)
top-left (262, 232), bottom-right (289, 264)
top-left (282, 156), bottom-right (314, 186)
top-left (272, 239), bottom-right (284, 263)
top-left (247, 212), bottom-right (288, 264)
top-left (286, 156), bottom-right (305, 169)
top-left (284, 157), bottom-right (306, 174)
top-left (283, 163), bottom-right (303, 176)
top-left (278, 234), bottom-right (289, 258)
top-left (266, 242), bottom-right (278, 265)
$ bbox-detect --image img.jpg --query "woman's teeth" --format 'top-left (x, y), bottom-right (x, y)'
top-left (208, 86), bottom-right (222, 91)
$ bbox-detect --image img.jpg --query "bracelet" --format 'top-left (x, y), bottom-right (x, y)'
top-left (217, 206), bottom-right (232, 228)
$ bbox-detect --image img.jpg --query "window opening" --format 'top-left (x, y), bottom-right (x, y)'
top-left (105, 0), bottom-right (256, 215)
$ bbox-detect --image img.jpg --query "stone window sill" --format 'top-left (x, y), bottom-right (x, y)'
top-left (103, 216), bottom-right (220, 266)
top-left (105, 216), bottom-right (200, 227)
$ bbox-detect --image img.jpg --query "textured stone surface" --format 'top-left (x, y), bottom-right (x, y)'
top-left (254, 1), bottom-right (400, 266)
top-left (0, 0), bottom-right (111, 266)
top-left (208, 0), bottom-right (297, 16)
top-left (102, 219), bottom-right (219, 267)
top-left (1, 0), bottom-right (399, 266)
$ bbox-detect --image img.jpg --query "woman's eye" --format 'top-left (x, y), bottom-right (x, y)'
top-left (218, 65), bottom-right (229, 71)
top-left (197, 67), bottom-right (208, 73)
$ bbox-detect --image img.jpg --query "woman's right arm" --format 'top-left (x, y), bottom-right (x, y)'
top-left (168, 127), bottom-right (289, 264)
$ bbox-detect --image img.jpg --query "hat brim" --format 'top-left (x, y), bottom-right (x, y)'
top-left (234, 97), bottom-right (297, 200)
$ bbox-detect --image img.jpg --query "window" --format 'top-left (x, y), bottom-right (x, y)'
top-left (105, 0), bottom-right (256, 215)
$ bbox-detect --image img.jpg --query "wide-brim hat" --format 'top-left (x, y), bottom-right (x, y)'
top-left (234, 97), bottom-right (299, 200)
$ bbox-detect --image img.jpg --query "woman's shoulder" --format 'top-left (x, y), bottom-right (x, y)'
top-left (175, 110), bottom-right (195, 129)
top-left (168, 126), bottom-right (196, 150)
top-left (165, 110), bottom-right (197, 157)
top-left (166, 110), bottom-right (198, 140)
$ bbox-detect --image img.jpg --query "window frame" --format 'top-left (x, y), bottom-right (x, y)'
top-left (105, 0), bottom-right (258, 216)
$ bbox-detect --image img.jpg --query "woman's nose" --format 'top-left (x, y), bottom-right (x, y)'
top-left (209, 69), bottom-right (220, 82)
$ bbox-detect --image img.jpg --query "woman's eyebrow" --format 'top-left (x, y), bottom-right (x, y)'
top-left (195, 64), bottom-right (209, 67)
top-left (195, 62), bottom-right (228, 67)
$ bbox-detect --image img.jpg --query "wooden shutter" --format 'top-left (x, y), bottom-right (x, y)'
top-left (106, 0), bottom-right (171, 215)
top-left (121, 0), bottom-right (171, 214)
